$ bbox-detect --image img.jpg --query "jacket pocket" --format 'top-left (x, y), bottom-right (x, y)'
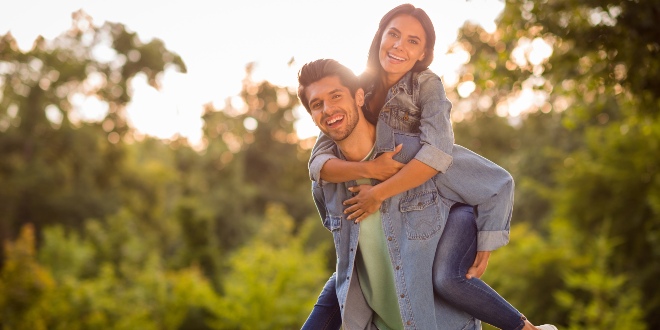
top-left (400, 190), bottom-right (442, 240)
top-left (323, 215), bottom-right (342, 248)
top-left (387, 104), bottom-right (421, 133)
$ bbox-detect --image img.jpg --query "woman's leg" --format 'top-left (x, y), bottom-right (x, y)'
top-left (301, 272), bottom-right (342, 330)
top-left (433, 204), bottom-right (527, 330)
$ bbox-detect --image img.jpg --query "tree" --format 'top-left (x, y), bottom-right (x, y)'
top-left (453, 0), bottom-right (660, 327)
top-left (0, 10), bottom-right (185, 260)
top-left (212, 204), bottom-right (330, 330)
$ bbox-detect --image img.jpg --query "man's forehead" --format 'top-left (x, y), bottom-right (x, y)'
top-left (307, 76), bottom-right (350, 98)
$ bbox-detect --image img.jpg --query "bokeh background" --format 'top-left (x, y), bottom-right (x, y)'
top-left (0, 0), bottom-right (658, 329)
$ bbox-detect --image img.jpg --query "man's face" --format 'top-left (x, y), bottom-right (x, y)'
top-left (305, 75), bottom-right (364, 142)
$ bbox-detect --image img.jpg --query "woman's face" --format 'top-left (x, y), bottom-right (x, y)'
top-left (378, 14), bottom-right (427, 81)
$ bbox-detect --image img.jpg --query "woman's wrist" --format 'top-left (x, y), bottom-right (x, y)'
top-left (369, 184), bottom-right (389, 203)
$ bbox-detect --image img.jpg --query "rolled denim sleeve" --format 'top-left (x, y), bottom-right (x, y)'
top-left (433, 145), bottom-right (514, 251)
top-left (415, 72), bottom-right (454, 173)
top-left (309, 132), bottom-right (337, 183)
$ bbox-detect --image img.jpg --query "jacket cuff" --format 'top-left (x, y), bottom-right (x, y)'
top-left (477, 230), bottom-right (510, 251)
top-left (309, 153), bottom-right (335, 184)
top-left (414, 144), bottom-right (453, 173)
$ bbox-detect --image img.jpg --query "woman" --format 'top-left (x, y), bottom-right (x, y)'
top-left (303, 4), bottom-right (556, 330)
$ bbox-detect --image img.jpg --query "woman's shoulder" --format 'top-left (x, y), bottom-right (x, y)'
top-left (414, 68), bottom-right (441, 82)
top-left (414, 69), bottom-right (445, 91)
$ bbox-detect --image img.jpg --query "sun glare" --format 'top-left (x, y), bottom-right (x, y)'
top-left (1, 1), bottom-right (506, 146)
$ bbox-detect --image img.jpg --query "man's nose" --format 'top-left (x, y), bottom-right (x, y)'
top-left (323, 103), bottom-right (335, 114)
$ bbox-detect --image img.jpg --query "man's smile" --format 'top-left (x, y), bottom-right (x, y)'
top-left (325, 114), bottom-right (345, 128)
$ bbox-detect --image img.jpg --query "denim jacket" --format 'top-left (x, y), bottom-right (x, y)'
top-left (310, 69), bottom-right (514, 251)
top-left (312, 123), bottom-right (481, 329)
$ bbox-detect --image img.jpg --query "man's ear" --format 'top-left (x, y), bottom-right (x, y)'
top-left (355, 88), bottom-right (365, 107)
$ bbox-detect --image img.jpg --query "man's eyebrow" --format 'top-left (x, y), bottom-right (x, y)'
top-left (309, 88), bottom-right (344, 107)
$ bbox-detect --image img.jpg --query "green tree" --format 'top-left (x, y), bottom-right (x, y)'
top-left (453, 0), bottom-right (660, 327)
top-left (213, 204), bottom-right (330, 330)
top-left (0, 10), bottom-right (185, 257)
top-left (0, 224), bottom-right (55, 330)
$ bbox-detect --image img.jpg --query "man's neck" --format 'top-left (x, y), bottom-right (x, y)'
top-left (336, 120), bottom-right (376, 162)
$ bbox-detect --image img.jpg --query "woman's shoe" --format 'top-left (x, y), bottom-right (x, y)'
top-left (536, 325), bottom-right (558, 330)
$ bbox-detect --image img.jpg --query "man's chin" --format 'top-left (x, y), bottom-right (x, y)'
top-left (325, 131), bottom-right (350, 142)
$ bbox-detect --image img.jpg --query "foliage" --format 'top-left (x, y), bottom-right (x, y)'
top-left (211, 204), bottom-right (329, 330)
top-left (1, 0), bottom-right (658, 327)
top-left (454, 0), bottom-right (660, 327)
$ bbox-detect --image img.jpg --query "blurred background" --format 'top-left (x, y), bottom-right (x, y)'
top-left (0, 0), bottom-right (658, 329)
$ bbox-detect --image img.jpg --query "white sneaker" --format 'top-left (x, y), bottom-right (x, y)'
top-left (537, 325), bottom-right (558, 330)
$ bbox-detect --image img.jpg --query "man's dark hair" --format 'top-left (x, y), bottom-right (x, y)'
top-left (297, 59), bottom-right (361, 113)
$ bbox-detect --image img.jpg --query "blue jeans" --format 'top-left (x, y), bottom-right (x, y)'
top-left (433, 204), bottom-right (526, 330)
top-left (301, 204), bottom-right (525, 330)
top-left (301, 274), bottom-right (342, 330)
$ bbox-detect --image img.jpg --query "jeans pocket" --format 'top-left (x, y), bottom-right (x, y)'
top-left (400, 190), bottom-right (443, 240)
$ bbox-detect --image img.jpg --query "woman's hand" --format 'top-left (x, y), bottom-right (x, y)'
top-left (466, 251), bottom-right (491, 279)
top-left (367, 144), bottom-right (405, 181)
top-left (343, 185), bottom-right (384, 222)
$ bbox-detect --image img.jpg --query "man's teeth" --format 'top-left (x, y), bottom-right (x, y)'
top-left (327, 116), bottom-right (344, 125)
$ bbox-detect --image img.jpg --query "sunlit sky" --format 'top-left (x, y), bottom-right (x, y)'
top-left (1, 0), bottom-right (505, 145)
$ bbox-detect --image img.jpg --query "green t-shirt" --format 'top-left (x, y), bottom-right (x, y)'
top-left (355, 179), bottom-right (403, 330)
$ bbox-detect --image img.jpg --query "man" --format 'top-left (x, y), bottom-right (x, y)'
top-left (298, 59), bottom-right (484, 329)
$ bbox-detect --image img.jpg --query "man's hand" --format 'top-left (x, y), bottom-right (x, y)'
top-left (367, 144), bottom-right (404, 181)
top-left (466, 251), bottom-right (491, 279)
top-left (343, 185), bottom-right (383, 222)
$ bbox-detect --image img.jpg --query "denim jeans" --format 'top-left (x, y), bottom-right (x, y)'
top-left (301, 274), bottom-right (342, 330)
top-left (301, 204), bottom-right (525, 330)
top-left (433, 203), bottom-right (526, 330)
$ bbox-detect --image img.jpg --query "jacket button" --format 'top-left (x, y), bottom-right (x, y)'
top-left (395, 266), bottom-right (400, 270)
top-left (406, 320), bottom-right (412, 325)
top-left (400, 294), bottom-right (405, 298)
top-left (388, 236), bottom-right (393, 241)
top-left (417, 202), bottom-right (422, 207)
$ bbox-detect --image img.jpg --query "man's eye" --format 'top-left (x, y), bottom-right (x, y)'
top-left (332, 94), bottom-right (341, 99)
top-left (311, 102), bottom-right (321, 109)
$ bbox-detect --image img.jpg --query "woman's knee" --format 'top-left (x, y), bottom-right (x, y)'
top-left (433, 267), bottom-right (467, 298)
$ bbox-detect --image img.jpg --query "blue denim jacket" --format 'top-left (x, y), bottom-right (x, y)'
top-left (310, 69), bottom-right (514, 251)
top-left (313, 123), bottom-right (481, 329)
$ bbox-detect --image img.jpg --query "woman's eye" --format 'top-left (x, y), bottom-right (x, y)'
top-left (409, 39), bottom-right (418, 45)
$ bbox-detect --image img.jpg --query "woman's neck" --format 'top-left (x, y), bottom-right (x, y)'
top-left (380, 71), bottom-right (405, 90)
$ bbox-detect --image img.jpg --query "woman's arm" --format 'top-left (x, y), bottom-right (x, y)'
top-left (320, 144), bottom-right (405, 183)
top-left (344, 159), bottom-right (438, 221)
top-left (312, 132), bottom-right (405, 183)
